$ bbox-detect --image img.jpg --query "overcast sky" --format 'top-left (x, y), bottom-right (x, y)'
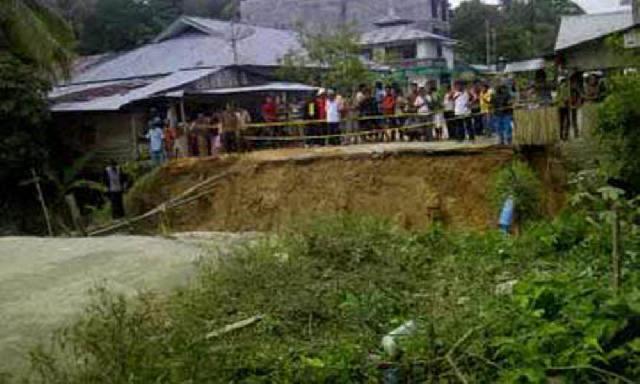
top-left (448, 0), bottom-right (625, 13)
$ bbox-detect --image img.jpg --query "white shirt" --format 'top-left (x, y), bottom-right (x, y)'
top-left (444, 94), bottom-right (455, 111)
top-left (326, 99), bottom-right (340, 123)
top-left (105, 166), bottom-right (122, 193)
top-left (414, 95), bottom-right (431, 115)
top-left (146, 127), bottom-right (164, 152)
top-left (454, 91), bottom-right (470, 116)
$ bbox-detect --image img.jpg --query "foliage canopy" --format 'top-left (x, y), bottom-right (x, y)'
top-left (452, 0), bottom-right (583, 63)
top-left (277, 26), bottom-right (373, 94)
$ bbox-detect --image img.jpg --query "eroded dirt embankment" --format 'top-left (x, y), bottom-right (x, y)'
top-left (125, 143), bottom-right (565, 232)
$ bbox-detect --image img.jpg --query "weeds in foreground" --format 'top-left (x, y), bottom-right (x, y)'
top-left (19, 215), bottom-right (640, 383)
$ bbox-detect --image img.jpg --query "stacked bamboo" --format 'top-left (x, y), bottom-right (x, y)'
top-left (513, 107), bottom-right (561, 146)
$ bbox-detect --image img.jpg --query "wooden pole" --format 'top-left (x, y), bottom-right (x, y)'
top-left (65, 194), bottom-right (86, 236)
top-left (611, 206), bottom-right (621, 293)
top-left (180, 98), bottom-right (187, 123)
top-left (31, 168), bottom-right (53, 237)
top-left (130, 114), bottom-right (138, 159)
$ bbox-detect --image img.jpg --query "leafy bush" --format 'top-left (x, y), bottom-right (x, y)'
top-left (597, 73), bottom-right (640, 193)
top-left (486, 273), bottom-right (640, 383)
top-left (490, 160), bottom-right (543, 223)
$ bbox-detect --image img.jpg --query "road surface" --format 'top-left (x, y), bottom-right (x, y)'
top-left (0, 233), bottom-right (249, 375)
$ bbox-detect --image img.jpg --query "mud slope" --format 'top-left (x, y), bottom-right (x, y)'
top-left (128, 145), bottom-right (527, 232)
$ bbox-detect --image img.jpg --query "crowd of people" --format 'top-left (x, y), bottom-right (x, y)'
top-left (143, 71), bottom-right (607, 163)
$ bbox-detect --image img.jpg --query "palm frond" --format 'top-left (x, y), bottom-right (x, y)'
top-left (0, 0), bottom-right (74, 77)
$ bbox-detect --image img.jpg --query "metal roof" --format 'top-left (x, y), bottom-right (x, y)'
top-left (503, 58), bottom-right (546, 73)
top-left (52, 68), bottom-right (220, 112)
top-left (361, 25), bottom-right (453, 46)
top-left (191, 82), bottom-right (318, 95)
top-left (555, 9), bottom-right (634, 51)
top-left (69, 16), bottom-right (301, 84)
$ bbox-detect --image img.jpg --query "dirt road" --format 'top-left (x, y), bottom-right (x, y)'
top-left (0, 233), bottom-right (248, 375)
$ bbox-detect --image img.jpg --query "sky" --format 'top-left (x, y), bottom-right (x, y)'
top-left (448, 0), bottom-right (625, 13)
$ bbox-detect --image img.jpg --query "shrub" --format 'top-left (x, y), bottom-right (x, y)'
top-left (18, 215), bottom-right (640, 383)
top-left (490, 160), bottom-right (543, 223)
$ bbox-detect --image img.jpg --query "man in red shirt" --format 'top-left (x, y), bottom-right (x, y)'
top-left (260, 96), bottom-right (279, 146)
top-left (261, 96), bottom-right (278, 123)
top-left (313, 89), bottom-right (327, 145)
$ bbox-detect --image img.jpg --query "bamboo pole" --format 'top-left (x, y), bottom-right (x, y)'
top-left (31, 168), bottom-right (53, 237)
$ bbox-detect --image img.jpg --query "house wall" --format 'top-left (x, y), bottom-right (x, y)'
top-left (562, 38), bottom-right (632, 71)
top-left (443, 45), bottom-right (454, 69)
top-left (417, 41), bottom-right (436, 59)
top-left (52, 112), bottom-right (146, 171)
top-left (240, 0), bottom-right (450, 32)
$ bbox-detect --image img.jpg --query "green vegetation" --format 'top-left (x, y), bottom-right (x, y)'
top-left (452, 0), bottom-right (582, 63)
top-left (597, 73), bottom-right (640, 193)
top-left (18, 205), bottom-right (640, 383)
top-left (0, 0), bottom-right (74, 75)
top-left (49, 0), bottom-right (237, 54)
top-left (490, 160), bottom-right (543, 223)
top-left (277, 26), bottom-right (373, 94)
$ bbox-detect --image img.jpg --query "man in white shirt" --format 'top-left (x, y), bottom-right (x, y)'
top-left (326, 89), bottom-right (341, 145)
top-left (452, 81), bottom-right (474, 141)
top-left (104, 160), bottom-right (128, 218)
top-left (146, 122), bottom-right (165, 166)
top-left (414, 86), bottom-right (433, 141)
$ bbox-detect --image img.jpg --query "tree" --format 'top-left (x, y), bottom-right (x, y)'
top-left (451, 0), bottom-right (500, 64)
top-left (0, 1), bottom-right (74, 233)
top-left (452, 0), bottom-right (582, 63)
top-left (78, 0), bottom-right (161, 54)
top-left (0, 0), bottom-right (74, 75)
top-left (278, 26), bottom-right (373, 94)
top-left (597, 74), bottom-right (640, 193)
top-left (76, 0), bottom-right (237, 54)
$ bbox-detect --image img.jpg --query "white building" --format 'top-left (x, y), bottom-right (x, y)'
top-left (360, 10), bottom-right (455, 71)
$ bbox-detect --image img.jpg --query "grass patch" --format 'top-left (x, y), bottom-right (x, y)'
top-left (17, 214), bottom-right (640, 383)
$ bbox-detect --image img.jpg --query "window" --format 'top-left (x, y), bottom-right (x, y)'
top-left (361, 48), bottom-right (373, 60)
top-left (431, 0), bottom-right (439, 19)
top-left (385, 44), bottom-right (417, 61)
top-left (436, 43), bottom-right (443, 58)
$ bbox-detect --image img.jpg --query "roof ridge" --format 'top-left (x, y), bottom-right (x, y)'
top-left (182, 15), bottom-right (296, 34)
top-left (562, 8), bottom-right (631, 19)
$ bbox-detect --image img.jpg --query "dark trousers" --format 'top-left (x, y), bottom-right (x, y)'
top-left (471, 107), bottom-right (483, 136)
top-left (222, 131), bottom-right (238, 152)
top-left (108, 192), bottom-right (125, 219)
top-left (559, 107), bottom-right (578, 140)
top-left (327, 122), bottom-right (340, 145)
top-left (451, 116), bottom-right (474, 141)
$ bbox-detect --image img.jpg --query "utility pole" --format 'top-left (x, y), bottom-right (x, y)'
top-left (340, 0), bottom-right (348, 26)
top-left (485, 19), bottom-right (491, 66)
top-left (530, 0), bottom-right (536, 53)
top-left (492, 27), bottom-right (497, 67)
top-left (230, 18), bottom-right (239, 66)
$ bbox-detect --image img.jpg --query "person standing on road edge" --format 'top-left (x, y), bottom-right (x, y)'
top-left (480, 82), bottom-right (494, 137)
top-left (104, 160), bottom-right (128, 219)
top-left (492, 82), bottom-right (514, 145)
top-left (146, 121), bottom-right (165, 166)
top-left (452, 81), bottom-right (472, 142)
